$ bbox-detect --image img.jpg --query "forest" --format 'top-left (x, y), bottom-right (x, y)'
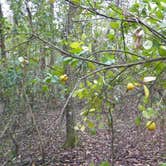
top-left (0, 0), bottom-right (166, 165)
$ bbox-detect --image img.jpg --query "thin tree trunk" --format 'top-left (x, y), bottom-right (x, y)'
top-left (49, 3), bottom-right (55, 66)
top-left (0, 3), bottom-right (6, 59)
top-left (63, 4), bottom-right (78, 148)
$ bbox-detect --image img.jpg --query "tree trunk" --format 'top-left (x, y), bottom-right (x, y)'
top-left (0, 3), bottom-right (6, 59)
top-left (63, 4), bottom-right (78, 148)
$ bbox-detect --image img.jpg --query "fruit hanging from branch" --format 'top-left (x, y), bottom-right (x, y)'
top-left (60, 74), bottom-right (68, 82)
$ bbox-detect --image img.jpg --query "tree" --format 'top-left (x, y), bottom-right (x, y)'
top-left (0, 0), bottom-right (165, 164)
top-left (0, 3), bottom-right (6, 59)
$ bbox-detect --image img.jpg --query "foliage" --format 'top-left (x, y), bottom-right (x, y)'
top-left (0, 0), bottom-right (165, 163)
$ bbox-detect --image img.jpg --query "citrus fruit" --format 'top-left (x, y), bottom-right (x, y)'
top-left (127, 83), bottom-right (135, 90)
top-left (146, 121), bottom-right (156, 131)
top-left (60, 74), bottom-right (68, 82)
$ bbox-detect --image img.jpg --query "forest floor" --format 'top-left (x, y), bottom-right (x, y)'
top-left (0, 101), bottom-right (166, 166)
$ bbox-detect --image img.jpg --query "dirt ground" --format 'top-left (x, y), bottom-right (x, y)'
top-left (0, 100), bottom-right (165, 166)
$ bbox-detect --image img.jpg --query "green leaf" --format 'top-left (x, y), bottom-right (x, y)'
top-left (158, 45), bottom-right (166, 57)
top-left (107, 29), bottom-right (115, 41)
top-left (69, 41), bottom-right (83, 54)
top-left (160, 2), bottom-right (166, 8)
top-left (138, 104), bottom-right (146, 112)
top-left (80, 110), bottom-right (89, 116)
top-left (142, 111), bottom-right (150, 119)
top-left (100, 161), bottom-right (110, 166)
top-left (143, 40), bottom-right (153, 50)
top-left (129, 3), bottom-right (139, 13)
top-left (80, 125), bottom-right (85, 132)
top-left (72, 88), bottom-right (88, 99)
top-left (135, 116), bottom-right (142, 126)
top-left (44, 76), bottom-right (51, 83)
top-left (89, 162), bottom-right (95, 166)
top-left (87, 119), bottom-right (95, 129)
top-left (110, 22), bottom-right (120, 29)
top-left (156, 9), bottom-right (164, 19)
top-left (89, 108), bottom-right (96, 113)
top-left (42, 85), bottom-right (49, 92)
top-left (70, 41), bottom-right (83, 49)
top-left (142, 107), bottom-right (157, 119)
top-left (72, 0), bottom-right (80, 3)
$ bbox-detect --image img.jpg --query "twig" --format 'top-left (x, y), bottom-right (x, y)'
top-left (108, 107), bottom-right (114, 166)
top-left (33, 34), bottom-right (111, 66)
top-left (73, 18), bottom-right (105, 22)
top-left (25, 94), bottom-right (45, 163)
top-left (0, 112), bottom-right (14, 139)
top-left (79, 57), bottom-right (166, 79)
top-left (121, 21), bottom-right (127, 61)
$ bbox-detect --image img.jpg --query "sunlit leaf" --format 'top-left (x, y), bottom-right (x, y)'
top-left (138, 104), bottom-right (146, 112)
top-left (70, 41), bottom-right (83, 49)
top-left (87, 119), bottom-right (95, 129)
top-left (80, 125), bottom-right (85, 132)
top-left (74, 125), bottom-right (79, 131)
top-left (160, 2), bottom-right (166, 8)
top-left (72, 0), bottom-right (80, 4)
top-left (18, 56), bottom-right (24, 63)
top-left (110, 22), bottom-right (120, 29)
top-left (143, 40), bottom-right (153, 50)
top-left (89, 108), bottom-right (95, 113)
top-left (142, 107), bottom-right (157, 119)
top-left (158, 45), bottom-right (166, 57)
top-left (143, 85), bottom-right (150, 98)
top-left (80, 110), bottom-right (89, 116)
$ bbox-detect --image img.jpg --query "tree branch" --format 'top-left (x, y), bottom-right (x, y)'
top-left (58, 56), bottom-right (165, 123)
top-left (33, 33), bottom-right (111, 66)
top-left (92, 49), bottom-right (146, 59)
top-left (65, 0), bottom-right (166, 43)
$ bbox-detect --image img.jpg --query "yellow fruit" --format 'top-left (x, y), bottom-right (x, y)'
top-left (127, 83), bottom-right (135, 90)
top-left (146, 121), bottom-right (156, 131)
top-left (60, 74), bottom-right (68, 82)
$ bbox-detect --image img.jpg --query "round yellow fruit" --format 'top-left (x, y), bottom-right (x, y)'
top-left (60, 74), bottom-right (68, 82)
top-left (146, 121), bottom-right (156, 131)
top-left (127, 83), bottom-right (135, 90)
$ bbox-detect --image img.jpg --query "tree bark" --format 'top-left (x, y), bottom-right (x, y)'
top-left (0, 3), bottom-right (6, 59)
top-left (63, 4), bottom-right (79, 148)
